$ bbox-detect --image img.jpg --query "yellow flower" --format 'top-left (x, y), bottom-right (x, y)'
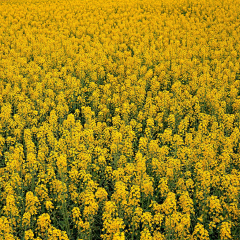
top-left (179, 191), bottom-right (194, 215)
top-left (141, 177), bottom-right (154, 197)
top-left (47, 226), bottom-right (69, 240)
top-left (95, 187), bottom-right (108, 202)
top-left (24, 229), bottom-right (34, 240)
top-left (22, 212), bottom-right (31, 227)
top-left (141, 212), bottom-right (153, 230)
top-left (81, 190), bottom-right (99, 218)
top-left (162, 192), bottom-right (176, 215)
top-left (1, 0), bottom-right (240, 238)
top-left (72, 207), bottom-right (81, 220)
top-left (37, 213), bottom-right (51, 233)
top-left (128, 184), bottom-right (141, 207)
top-left (56, 154), bottom-right (68, 174)
top-left (158, 178), bottom-right (169, 198)
top-left (3, 194), bottom-right (19, 223)
top-left (192, 223), bottom-right (210, 240)
top-left (113, 232), bottom-right (125, 240)
top-left (45, 200), bottom-right (54, 211)
top-left (25, 191), bottom-right (40, 215)
top-left (153, 231), bottom-right (165, 240)
top-left (220, 221), bottom-right (232, 240)
top-left (140, 228), bottom-right (153, 240)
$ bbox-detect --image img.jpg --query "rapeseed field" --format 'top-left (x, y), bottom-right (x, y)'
top-left (0, 0), bottom-right (240, 239)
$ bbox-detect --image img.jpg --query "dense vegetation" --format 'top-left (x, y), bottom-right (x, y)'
top-left (0, 0), bottom-right (240, 239)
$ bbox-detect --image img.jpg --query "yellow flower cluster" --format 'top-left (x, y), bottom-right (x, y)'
top-left (0, 0), bottom-right (240, 239)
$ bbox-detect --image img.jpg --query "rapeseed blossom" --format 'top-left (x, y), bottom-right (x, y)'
top-left (0, 0), bottom-right (240, 239)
